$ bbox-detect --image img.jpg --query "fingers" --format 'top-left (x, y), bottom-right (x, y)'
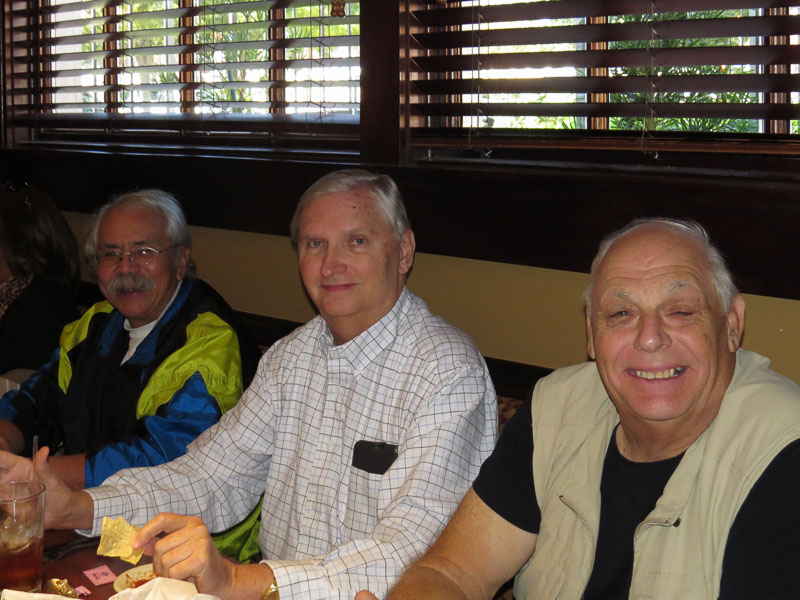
top-left (33, 446), bottom-right (50, 472)
top-left (355, 592), bottom-right (380, 600)
top-left (135, 513), bottom-right (202, 549)
top-left (37, 447), bottom-right (94, 530)
top-left (0, 449), bottom-right (33, 483)
top-left (155, 534), bottom-right (214, 582)
top-left (35, 447), bottom-right (61, 492)
top-left (138, 514), bottom-right (222, 584)
top-left (135, 513), bottom-right (192, 576)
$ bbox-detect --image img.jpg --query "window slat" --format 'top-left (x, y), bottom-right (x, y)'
top-left (412, 45), bottom-right (800, 72)
top-left (27, 79), bottom-right (361, 96)
top-left (36, 0), bottom-right (329, 17)
top-left (26, 11), bottom-right (359, 36)
top-left (412, 0), bottom-right (797, 27)
top-left (9, 111), bottom-right (359, 131)
top-left (14, 40), bottom-right (358, 71)
top-left (412, 73), bottom-right (800, 95)
top-left (10, 56), bottom-right (360, 81)
top-left (412, 101), bottom-right (800, 120)
top-left (413, 15), bottom-right (800, 50)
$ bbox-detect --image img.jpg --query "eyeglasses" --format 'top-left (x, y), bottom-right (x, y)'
top-left (95, 245), bottom-right (180, 267)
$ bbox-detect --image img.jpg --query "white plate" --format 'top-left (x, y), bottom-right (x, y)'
top-left (113, 563), bottom-right (156, 592)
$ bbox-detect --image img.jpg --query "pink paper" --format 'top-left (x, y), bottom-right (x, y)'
top-left (74, 585), bottom-right (92, 596)
top-left (83, 565), bottom-right (116, 586)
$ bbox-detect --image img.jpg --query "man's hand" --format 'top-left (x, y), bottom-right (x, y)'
top-left (0, 448), bottom-right (34, 483)
top-left (0, 445), bottom-right (87, 490)
top-left (2, 446), bottom-right (95, 529)
top-left (136, 514), bottom-right (233, 595)
top-left (356, 592), bottom-right (379, 600)
top-left (27, 446), bottom-right (94, 530)
top-left (135, 513), bottom-right (275, 600)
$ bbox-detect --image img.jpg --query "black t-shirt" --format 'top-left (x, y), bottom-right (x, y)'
top-left (473, 397), bottom-right (800, 599)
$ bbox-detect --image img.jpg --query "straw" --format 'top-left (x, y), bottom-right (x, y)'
top-left (30, 434), bottom-right (38, 481)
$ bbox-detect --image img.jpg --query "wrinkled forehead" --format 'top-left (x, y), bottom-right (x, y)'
top-left (98, 206), bottom-right (169, 245)
top-left (594, 227), bottom-right (718, 302)
top-left (300, 189), bottom-right (385, 231)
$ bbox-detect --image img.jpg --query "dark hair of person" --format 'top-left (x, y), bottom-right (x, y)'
top-left (0, 181), bottom-right (81, 295)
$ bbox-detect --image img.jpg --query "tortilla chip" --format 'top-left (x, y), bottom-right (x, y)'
top-left (97, 516), bottom-right (143, 565)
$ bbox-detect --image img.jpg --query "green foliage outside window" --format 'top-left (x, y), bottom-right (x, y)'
top-left (472, 8), bottom-right (773, 134)
top-left (608, 10), bottom-right (760, 134)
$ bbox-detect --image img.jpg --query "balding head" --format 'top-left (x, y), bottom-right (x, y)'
top-left (584, 218), bottom-right (737, 315)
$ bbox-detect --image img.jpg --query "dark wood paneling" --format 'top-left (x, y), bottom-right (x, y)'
top-left (397, 163), bottom-right (800, 302)
top-left (360, 2), bottom-right (400, 164)
top-left (0, 150), bottom-right (339, 235)
top-left (3, 147), bottom-right (799, 301)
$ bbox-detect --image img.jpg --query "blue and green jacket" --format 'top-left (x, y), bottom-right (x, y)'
top-left (0, 278), bottom-right (260, 487)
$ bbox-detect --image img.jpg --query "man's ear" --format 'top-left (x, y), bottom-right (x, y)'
top-left (726, 294), bottom-right (746, 352)
top-left (398, 229), bottom-right (416, 276)
top-left (586, 308), bottom-right (597, 360)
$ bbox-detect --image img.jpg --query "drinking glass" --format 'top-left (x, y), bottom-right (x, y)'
top-left (0, 481), bottom-right (46, 592)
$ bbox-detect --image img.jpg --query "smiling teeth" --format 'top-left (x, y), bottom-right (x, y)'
top-left (634, 367), bottom-right (686, 379)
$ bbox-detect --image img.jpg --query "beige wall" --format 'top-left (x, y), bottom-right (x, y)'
top-left (66, 212), bottom-right (800, 384)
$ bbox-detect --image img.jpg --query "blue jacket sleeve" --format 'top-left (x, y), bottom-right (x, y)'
top-left (0, 349), bottom-right (67, 455)
top-left (85, 371), bottom-right (223, 487)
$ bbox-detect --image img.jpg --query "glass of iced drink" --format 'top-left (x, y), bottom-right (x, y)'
top-left (0, 481), bottom-right (46, 592)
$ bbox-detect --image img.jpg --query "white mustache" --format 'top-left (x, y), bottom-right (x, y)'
top-left (106, 273), bottom-right (155, 295)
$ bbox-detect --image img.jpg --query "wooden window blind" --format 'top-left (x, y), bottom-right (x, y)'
top-left (4, 0), bottom-right (360, 150)
top-left (405, 0), bottom-right (800, 152)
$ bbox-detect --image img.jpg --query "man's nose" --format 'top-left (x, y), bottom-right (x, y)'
top-left (634, 313), bottom-right (670, 352)
top-left (115, 253), bottom-right (138, 272)
top-left (321, 247), bottom-right (346, 277)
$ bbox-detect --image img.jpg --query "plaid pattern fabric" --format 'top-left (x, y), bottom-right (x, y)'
top-left (89, 288), bottom-right (497, 599)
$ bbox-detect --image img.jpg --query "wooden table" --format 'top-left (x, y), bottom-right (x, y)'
top-left (41, 530), bottom-right (152, 599)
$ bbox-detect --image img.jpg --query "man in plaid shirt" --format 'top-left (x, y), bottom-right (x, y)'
top-left (31, 169), bottom-right (498, 600)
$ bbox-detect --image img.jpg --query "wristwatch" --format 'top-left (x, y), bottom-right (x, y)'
top-left (260, 581), bottom-right (280, 600)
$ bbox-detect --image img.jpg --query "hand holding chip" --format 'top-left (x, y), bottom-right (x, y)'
top-left (134, 513), bottom-right (234, 596)
top-left (134, 513), bottom-right (277, 599)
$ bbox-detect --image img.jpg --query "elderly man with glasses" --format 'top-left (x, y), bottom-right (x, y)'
top-left (0, 189), bottom-right (260, 491)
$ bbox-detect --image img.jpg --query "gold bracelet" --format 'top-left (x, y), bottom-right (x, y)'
top-left (260, 581), bottom-right (279, 600)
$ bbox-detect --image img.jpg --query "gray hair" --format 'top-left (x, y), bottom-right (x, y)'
top-left (85, 189), bottom-right (195, 277)
top-left (583, 217), bottom-right (737, 312)
top-left (289, 169), bottom-right (410, 249)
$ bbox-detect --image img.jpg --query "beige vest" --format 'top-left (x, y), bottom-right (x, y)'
top-left (514, 349), bottom-right (800, 600)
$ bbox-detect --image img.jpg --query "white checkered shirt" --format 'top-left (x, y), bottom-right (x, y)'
top-left (87, 288), bottom-right (497, 598)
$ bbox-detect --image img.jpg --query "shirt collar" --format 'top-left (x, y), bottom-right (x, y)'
top-left (318, 286), bottom-right (412, 374)
top-left (117, 279), bottom-right (187, 363)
